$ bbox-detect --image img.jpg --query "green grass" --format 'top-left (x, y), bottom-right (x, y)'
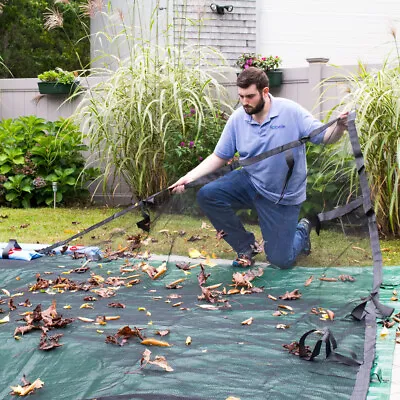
top-left (1, 207), bottom-right (400, 267)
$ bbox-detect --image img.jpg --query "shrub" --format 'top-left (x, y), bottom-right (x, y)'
top-left (0, 116), bottom-right (98, 207)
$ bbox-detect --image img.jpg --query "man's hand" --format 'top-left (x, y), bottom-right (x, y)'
top-left (323, 111), bottom-right (349, 144)
top-left (169, 176), bottom-right (194, 194)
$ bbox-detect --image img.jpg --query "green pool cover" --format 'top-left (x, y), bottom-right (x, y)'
top-left (0, 256), bottom-right (398, 399)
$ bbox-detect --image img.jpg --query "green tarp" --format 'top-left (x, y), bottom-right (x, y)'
top-left (0, 257), bottom-right (398, 399)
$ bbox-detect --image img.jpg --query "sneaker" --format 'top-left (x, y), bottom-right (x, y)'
top-left (298, 218), bottom-right (312, 255)
top-left (232, 253), bottom-right (255, 268)
top-left (251, 240), bottom-right (264, 256)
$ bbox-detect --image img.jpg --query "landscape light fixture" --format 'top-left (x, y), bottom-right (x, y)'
top-left (210, 4), bottom-right (233, 15)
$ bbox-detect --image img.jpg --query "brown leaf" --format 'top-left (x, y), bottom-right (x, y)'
top-left (304, 276), bottom-right (314, 287)
top-left (155, 330), bottom-right (170, 337)
top-left (108, 303), bottom-right (126, 308)
top-left (216, 230), bottom-right (227, 240)
top-left (166, 278), bottom-right (186, 289)
top-left (39, 332), bottom-right (63, 351)
top-left (319, 277), bottom-right (338, 282)
top-left (338, 275), bottom-right (355, 282)
top-left (187, 235), bottom-right (202, 242)
top-left (148, 355), bottom-right (174, 372)
top-left (175, 262), bottom-right (191, 271)
top-left (279, 289), bottom-right (302, 300)
top-left (198, 265), bottom-right (210, 286)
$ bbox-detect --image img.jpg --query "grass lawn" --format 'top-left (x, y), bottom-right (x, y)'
top-left (1, 206), bottom-right (400, 267)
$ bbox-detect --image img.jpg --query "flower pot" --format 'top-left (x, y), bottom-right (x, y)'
top-left (266, 70), bottom-right (283, 87)
top-left (37, 81), bottom-right (80, 95)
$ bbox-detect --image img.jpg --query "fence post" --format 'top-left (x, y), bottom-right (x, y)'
top-left (306, 57), bottom-right (329, 119)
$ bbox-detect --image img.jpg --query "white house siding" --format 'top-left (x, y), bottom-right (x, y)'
top-left (257, 0), bottom-right (400, 68)
top-left (172, 0), bottom-right (257, 67)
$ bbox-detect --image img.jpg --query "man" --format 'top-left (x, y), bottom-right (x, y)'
top-left (170, 67), bottom-right (348, 268)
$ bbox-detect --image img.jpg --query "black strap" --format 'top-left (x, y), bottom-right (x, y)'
top-left (346, 111), bottom-right (393, 318)
top-left (239, 118), bottom-right (339, 167)
top-left (276, 150), bottom-right (295, 204)
top-left (315, 197), bottom-right (364, 235)
top-left (299, 328), bottom-right (361, 366)
top-left (2, 239), bottom-right (22, 259)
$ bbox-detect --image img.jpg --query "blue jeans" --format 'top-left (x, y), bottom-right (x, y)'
top-left (197, 169), bottom-right (309, 269)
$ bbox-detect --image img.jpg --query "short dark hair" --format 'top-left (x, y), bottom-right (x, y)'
top-left (237, 67), bottom-right (269, 91)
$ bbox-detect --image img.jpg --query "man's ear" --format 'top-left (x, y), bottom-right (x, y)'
top-left (262, 87), bottom-right (269, 98)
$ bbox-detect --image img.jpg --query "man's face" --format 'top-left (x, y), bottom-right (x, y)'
top-left (238, 84), bottom-right (268, 115)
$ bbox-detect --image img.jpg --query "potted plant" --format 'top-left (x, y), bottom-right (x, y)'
top-left (37, 68), bottom-right (80, 95)
top-left (236, 53), bottom-right (283, 87)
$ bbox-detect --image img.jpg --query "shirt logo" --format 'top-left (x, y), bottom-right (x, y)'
top-left (270, 124), bottom-right (286, 129)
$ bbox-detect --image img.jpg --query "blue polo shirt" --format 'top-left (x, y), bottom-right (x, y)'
top-left (214, 95), bottom-right (325, 205)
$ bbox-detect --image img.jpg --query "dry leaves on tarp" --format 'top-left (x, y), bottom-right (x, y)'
top-left (143, 262), bottom-right (167, 280)
top-left (105, 325), bottom-right (144, 346)
top-left (232, 268), bottom-right (263, 288)
top-left (279, 289), bottom-right (302, 300)
top-left (108, 302), bottom-right (126, 308)
top-left (140, 348), bottom-right (173, 372)
top-left (39, 332), bottom-right (63, 351)
top-left (282, 341), bottom-right (312, 358)
top-left (10, 376), bottom-right (44, 396)
top-left (14, 301), bottom-right (74, 345)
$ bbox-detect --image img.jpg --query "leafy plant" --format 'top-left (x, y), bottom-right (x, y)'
top-left (38, 67), bottom-right (77, 84)
top-left (321, 36), bottom-right (400, 235)
top-left (236, 53), bottom-right (282, 71)
top-left (0, 115), bottom-right (96, 208)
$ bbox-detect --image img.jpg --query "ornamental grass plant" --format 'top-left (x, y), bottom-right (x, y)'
top-left (319, 32), bottom-right (400, 235)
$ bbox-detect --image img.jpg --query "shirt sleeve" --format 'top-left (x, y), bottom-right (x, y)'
top-left (297, 107), bottom-right (325, 145)
top-left (213, 114), bottom-right (237, 160)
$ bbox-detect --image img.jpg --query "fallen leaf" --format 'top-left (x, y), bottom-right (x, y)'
top-left (188, 248), bottom-right (202, 258)
top-left (279, 289), bottom-right (302, 300)
top-left (10, 377), bottom-right (44, 396)
top-left (304, 276), bottom-right (313, 287)
top-left (267, 294), bottom-right (277, 301)
top-left (166, 278), bottom-right (186, 289)
top-left (319, 277), bottom-right (338, 282)
top-left (77, 317), bottom-right (94, 322)
top-left (241, 317), bottom-right (253, 325)
top-left (0, 314), bottom-right (10, 324)
top-left (276, 324), bottom-right (289, 329)
top-left (278, 305), bottom-right (293, 311)
top-left (2, 288), bottom-right (11, 297)
top-left (104, 316), bottom-right (120, 321)
top-left (186, 336), bottom-right (192, 345)
top-left (326, 309), bottom-right (335, 321)
top-left (80, 303), bottom-right (94, 309)
top-left (155, 330), bottom-right (170, 337)
top-left (108, 303), bottom-right (126, 308)
top-left (141, 338), bottom-right (171, 347)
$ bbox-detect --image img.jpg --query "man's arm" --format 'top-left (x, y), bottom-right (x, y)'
top-left (323, 112), bottom-right (349, 144)
top-left (169, 153), bottom-right (228, 193)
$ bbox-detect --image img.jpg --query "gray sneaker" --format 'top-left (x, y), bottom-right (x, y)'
top-left (298, 218), bottom-right (312, 255)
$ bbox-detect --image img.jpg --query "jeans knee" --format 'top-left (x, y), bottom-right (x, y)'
top-left (197, 185), bottom-right (214, 209)
top-left (266, 252), bottom-right (295, 269)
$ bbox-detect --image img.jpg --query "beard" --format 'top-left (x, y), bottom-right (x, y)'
top-left (243, 96), bottom-right (265, 115)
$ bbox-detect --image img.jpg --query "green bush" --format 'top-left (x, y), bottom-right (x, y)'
top-left (0, 116), bottom-right (98, 207)
top-left (0, 0), bottom-right (89, 78)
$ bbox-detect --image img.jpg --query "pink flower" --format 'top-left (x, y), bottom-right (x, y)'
top-left (189, 141), bottom-right (194, 148)
top-left (190, 108), bottom-right (196, 115)
top-left (262, 57), bottom-right (266, 61)
top-left (246, 58), bottom-right (253, 65)
top-left (198, 156), bottom-right (203, 161)
top-left (244, 64), bottom-right (249, 69)
top-left (180, 141), bottom-right (185, 147)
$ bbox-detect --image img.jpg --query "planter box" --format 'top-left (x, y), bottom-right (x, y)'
top-left (266, 70), bottom-right (283, 87)
top-left (37, 81), bottom-right (80, 95)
